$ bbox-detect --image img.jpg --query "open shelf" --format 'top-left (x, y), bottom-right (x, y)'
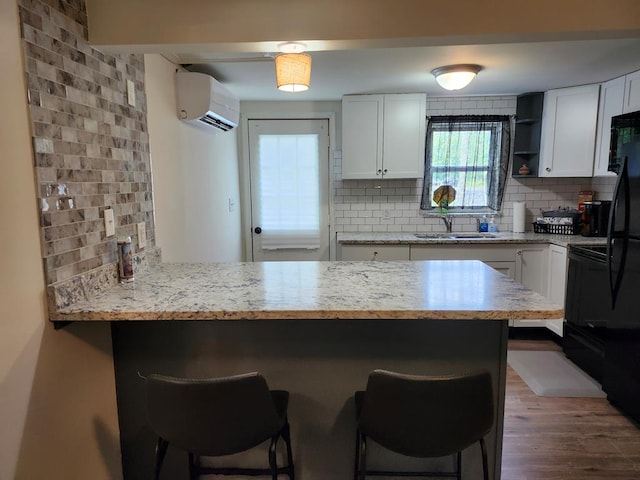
top-left (512, 92), bottom-right (544, 178)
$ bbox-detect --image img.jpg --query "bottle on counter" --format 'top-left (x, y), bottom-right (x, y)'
top-left (118, 236), bottom-right (134, 282)
top-left (488, 215), bottom-right (498, 233)
top-left (479, 215), bottom-right (489, 232)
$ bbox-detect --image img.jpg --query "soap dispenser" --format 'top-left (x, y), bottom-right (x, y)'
top-left (479, 215), bottom-right (488, 232)
top-left (488, 215), bottom-right (498, 233)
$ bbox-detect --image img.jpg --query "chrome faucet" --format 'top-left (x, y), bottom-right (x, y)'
top-left (441, 215), bottom-right (453, 233)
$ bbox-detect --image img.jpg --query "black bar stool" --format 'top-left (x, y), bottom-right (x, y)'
top-left (142, 372), bottom-right (295, 480)
top-left (354, 369), bottom-right (494, 480)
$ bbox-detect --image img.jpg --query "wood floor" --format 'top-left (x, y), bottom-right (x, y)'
top-left (502, 338), bottom-right (640, 479)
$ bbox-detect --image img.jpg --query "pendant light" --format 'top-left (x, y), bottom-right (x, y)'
top-left (432, 64), bottom-right (482, 91)
top-left (275, 42), bottom-right (312, 93)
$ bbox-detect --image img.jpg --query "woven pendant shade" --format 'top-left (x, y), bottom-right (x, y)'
top-left (275, 53), bottom-right (311, 92)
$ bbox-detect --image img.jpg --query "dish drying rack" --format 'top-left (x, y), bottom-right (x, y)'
top-left (532, 208), bottom-right (582, 235)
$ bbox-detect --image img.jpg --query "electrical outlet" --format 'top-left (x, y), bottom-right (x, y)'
top-left (127, 80), bottom-right (136, 107)
top-left (104, 208), bottom-right (115, 237)
top-left (137, 222), bottom-right (146, 249)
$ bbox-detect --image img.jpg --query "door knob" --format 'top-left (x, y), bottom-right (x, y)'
top-left (254, 227), bottom-right (262, 234)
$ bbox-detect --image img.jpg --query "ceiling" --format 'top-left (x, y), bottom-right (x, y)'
top-left (174, 38), bottom-right (640, 101)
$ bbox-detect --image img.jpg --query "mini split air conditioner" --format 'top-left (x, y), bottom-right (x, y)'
top-left (176, 71), bottom-right (240, 132)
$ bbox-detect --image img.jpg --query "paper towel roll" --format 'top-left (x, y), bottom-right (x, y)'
top-left (513, 202), bottom-right (526, 233)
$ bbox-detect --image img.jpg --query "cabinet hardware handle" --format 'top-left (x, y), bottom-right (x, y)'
top-left (371, 251), bottom-right (378, 261)
top-left (517, 250), bottom-right (523, 255)
top-left (383, 169), bottom-right (388, 174)
top-left (545, 167), bottom-right (551, 172)
top-left (376, 169), bottom-right (382, 175)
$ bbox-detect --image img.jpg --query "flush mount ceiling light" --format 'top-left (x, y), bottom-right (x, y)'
top-left (275, 42), bottom-right (312, 93)
top-left (431, 64), bottom-right (482, 91)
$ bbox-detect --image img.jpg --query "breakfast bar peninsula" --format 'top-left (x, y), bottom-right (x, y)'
top-left (52, 259), bottom-right (563, 480)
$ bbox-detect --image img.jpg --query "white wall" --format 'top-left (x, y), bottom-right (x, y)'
top-left (146, 54), bottom-right (243, 263)
top-left (0, 1), bottom-right (121, 478)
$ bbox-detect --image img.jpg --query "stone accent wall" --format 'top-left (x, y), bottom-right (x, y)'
top-left (18, 0), bottom-right (155, 286)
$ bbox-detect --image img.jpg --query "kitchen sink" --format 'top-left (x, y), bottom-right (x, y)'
top-left (414, 232), bottom-right (498, 239)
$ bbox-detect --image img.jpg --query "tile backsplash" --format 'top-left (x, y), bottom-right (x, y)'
top-left (19, 0), bottom-right (156, 286)
top-left (333, 96), bottom-right (616, 234)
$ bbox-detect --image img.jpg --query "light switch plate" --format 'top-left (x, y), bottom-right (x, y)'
top-left (104, 208), bottom-right (115, 237)
top-left (127, 80), bottom-right (136, 107)
top-left (137, 222), bottom-right (146, 249)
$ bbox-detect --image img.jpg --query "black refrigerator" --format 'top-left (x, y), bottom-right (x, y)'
top-left (604, 112), bottom-right (640, 424)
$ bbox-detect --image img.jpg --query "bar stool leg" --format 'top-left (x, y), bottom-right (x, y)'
top-left (282, 420), bottom-right (295, 480)
top-left (153, 437), bottom-right (168, 480)
top-left (480, 437), bottom-right (490, 480)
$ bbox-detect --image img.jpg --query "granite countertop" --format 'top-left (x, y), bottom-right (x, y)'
top-left (337, 231), bottom-right (608, 247)
top-left (51, 260), bottom-right (563, 322)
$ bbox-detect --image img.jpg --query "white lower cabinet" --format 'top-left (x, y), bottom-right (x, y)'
top-left (339, 241), bottom-right (567, 336)
top-left (339, 244), bottom-right (410, 261)
top-left (485, 261), bottom-right (515, 280)
top-left (513, 246), bottom-right (549, 328)
top-left (546, 245), bottom-right (568, 337)
top-left (410, 245), bottom-right (518, 283)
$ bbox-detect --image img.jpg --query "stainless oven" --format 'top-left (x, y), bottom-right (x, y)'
top-left (564, 244), bottom-right (611, 382)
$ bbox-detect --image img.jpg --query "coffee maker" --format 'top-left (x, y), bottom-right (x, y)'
top-left (582, 201), bottom-right (612, 237)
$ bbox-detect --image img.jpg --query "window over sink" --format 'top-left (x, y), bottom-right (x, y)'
top-left (420, 115), bottom-right (512, 212)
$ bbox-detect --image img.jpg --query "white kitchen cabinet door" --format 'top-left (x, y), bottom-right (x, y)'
top-left (513, 245), bottom-right (549, 327)
top-left (341, 93), bottom-right (426, 180)
top-left (485, 261), bottom-right (515, 279)
top-left (342, 95), bottom-right (383, 179)
top-left (539, 84), bottom-right (600, 177)
top-left (594, 77), bottom-right (625, 177)
top-left (409, 245), bottom-right (517, 280)
top-left (546, 244), bottom-right (568, 337)
top-left (381, 94), bottom-right (426, 179)
top-left (623, 70), bottom-right (640, 114)
top-left (338, 244), bottom-right (410, 261)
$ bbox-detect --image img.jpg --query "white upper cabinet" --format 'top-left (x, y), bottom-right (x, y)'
top-left (342, 93), bottom-right (426, 180)
top-left (623, 70), bottom-right (640, 113)
top-left (539, 84), bottom-right (600, 177)
top-left (341, 95), bottom-right (383, 179)
top-left (594, 77), bottom-right (625, 177)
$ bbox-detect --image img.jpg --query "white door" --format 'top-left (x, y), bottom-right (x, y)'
top-left (248, 119), bottom-right (330, 262)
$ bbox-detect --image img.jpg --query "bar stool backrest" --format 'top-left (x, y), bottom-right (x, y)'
top-left (358, 369), bottom-right (494, 458)
top-left (145, 372), bottom-right (284, 456)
